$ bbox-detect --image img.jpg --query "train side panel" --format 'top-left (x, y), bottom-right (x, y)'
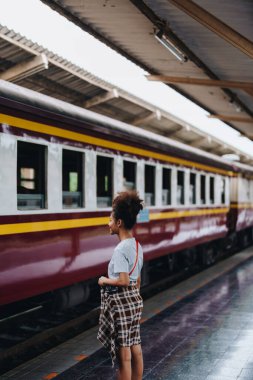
top-left (230, 176), bottom-right (253, 232)
top-left (0, 207), bottom-right (228, 305)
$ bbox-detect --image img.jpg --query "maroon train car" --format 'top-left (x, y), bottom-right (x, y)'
top-left (0, 80), bottom-right (253, 308)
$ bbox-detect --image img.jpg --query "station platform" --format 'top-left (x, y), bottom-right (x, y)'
top-left (3, 247), bottom-right (253, 380)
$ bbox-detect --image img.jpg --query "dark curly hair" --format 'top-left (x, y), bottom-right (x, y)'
top-left (112, 191), bottom-right (143, 229)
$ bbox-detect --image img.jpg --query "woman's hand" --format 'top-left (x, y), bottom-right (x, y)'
top-left (98, 273), bottom-right (129, 287)
top-left (98, 276), bottom-right (107, 286)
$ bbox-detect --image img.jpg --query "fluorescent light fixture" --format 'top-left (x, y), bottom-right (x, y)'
top-left (0, 54), bottom-right (48, 82)
top-left (155, 30), bottom-right (188, 62)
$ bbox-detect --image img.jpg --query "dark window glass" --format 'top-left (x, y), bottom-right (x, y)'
top-left (123, 161), bottom-right (136, 190)
top-left (162, 168), bottom-right (171, 205)
top-left (190, 173), bottom-right (196, 205)
top-left (97, 155), bottom-right (113, 207)
top-left (246, 179), bottom-right (250, 200)
top-left (145, 165), bottom-right (155, 206)
top-left (210, 177), bottom-right (215, 204)
top-left (200, 175), bottom-right (206, 204)
top-left (221, 178), bottom-right (226, 204)
top-left (177, 170), bottom-right (184, 205)
top-left (17, 141), bottom-right (46, 210)
top-left (62, 149), bottom-right (84, 208)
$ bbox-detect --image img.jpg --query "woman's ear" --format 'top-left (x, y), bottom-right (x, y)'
top-left (117, 219), bottom-right (123, 228)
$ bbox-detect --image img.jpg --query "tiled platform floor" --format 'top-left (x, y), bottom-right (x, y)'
top-left (56, 251), bottom-right (253, 380)
top-left (3, 247), bottom-right (253, 380)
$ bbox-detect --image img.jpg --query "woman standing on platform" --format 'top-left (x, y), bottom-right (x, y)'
top-left (98, 191), bottom-right (144, 380)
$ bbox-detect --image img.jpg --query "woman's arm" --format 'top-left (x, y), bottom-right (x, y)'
top-left (98, 272), bottom-right (130, 287)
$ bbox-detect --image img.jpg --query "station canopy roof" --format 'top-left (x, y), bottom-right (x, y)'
top-left (0, 20), bottom-right (252, 164)
top-left (40, 1), bottom-right (253, 144)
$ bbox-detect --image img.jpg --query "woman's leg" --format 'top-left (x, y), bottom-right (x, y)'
top-left (117, 346), bottom-right (132, 380)
top-left (130, 344), bottom-right (143, 380)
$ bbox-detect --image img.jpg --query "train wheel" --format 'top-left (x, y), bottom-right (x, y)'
top-left (180, 248), bottom-right (196, 270)
top-left (141, 262), bottom-right (150, 287)
top-left (239, 231), bottom-right (250, 249)
top-left (201, 245), bottom-right (216, 267)
top-left (52, 283), bottom-right (90, 310)
top-left (168, 253), bottom-right (177, 273)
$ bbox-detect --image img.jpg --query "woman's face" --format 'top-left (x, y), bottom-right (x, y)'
top-left (108, 212), bottom-right (120, 235)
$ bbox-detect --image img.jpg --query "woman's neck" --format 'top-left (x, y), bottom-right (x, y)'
top-left (118, 229), bottom-right (133, 241)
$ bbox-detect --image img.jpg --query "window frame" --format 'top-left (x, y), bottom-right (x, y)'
top-left (176, 168), bottom-right (185, 206)
top-left (200, 173), bottom-right (207, 205)
top-left (144, 162), bottom-right (157, 207)
top-left (122, 158), bottom-right (137, 191)
top-left (17, 139), bottom-right (47, 211)
top-left (62, 146), bottom-right (85, 209)
top-left (96, 152), bottom-right (114, 209)
top-left (250, 179), bottom-right (253, 203)
top-left (220, 176), bottom-right (226, 205)
top-left (161, 165), bottom-right (173, 207)
top-left (209, 175), bottom-right (215, 205)
top-left (189, 170), bottom-right (197, 206)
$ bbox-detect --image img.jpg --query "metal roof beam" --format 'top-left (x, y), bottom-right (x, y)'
top-left (240, 156), bottom-right (251, 164)
top-left (190, 136), bottom-right (209, 147)
top-left (130, 110), bottom-right (161, 126)
top-left (165, 125), bottom-right (185, 137)
top-left (167, 0), bottom-right (253, 59)
top-left (209, 144), bottom-right (234, 155)
top-left (146, 76), bottom-right (253, 91)
top-left (0, 54), bottom-right (48, 82)
top-left (25, 75), bottom-right (83, 102)
top-left (208, 115), bottom-right (253, 123)
top-left (83, 89), bottom-right (119, 108)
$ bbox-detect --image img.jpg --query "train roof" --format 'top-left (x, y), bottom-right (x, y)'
top-left (0, 79), bottom-right (249, 174)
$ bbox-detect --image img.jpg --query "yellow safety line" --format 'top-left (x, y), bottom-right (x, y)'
top-left (0, 208), bottom-right (229, 236)
top-left (0, 113), bottom-right (235, 176)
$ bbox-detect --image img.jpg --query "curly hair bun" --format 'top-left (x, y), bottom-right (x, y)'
top-left (112, 191), bottom-right (143, 229)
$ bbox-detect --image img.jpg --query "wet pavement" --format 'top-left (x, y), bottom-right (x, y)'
top-left (56, 254), bottom-right (253, 380)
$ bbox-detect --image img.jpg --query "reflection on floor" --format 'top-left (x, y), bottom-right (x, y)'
top-left (57, 255), bottom-right (253, 380)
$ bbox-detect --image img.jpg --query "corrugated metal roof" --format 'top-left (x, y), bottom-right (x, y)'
top-left (0, 23), bottom-right (251, 163)
top-left (40, 0), bottom-right (253, 141)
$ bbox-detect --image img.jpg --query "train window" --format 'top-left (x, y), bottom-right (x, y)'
top-left (246, 179), bottom-right (250, 201)
top-left (97, 155), bottom-right (113, 207)
top-left (221, 178), bottom-right (226, 204)
top-left (177, 170), bottom-right (185, 205)
top-left (250, 180), bottom-right (253, 201)
top-left (145, 164), bottom-right (155, 206)
top-left (62, 149), bottom-right (84, 208)
top-left (162, 168), bottom-right (171, 205)
top-left (189, 172), bottom-right (196, 205)
top-left (200, 175), bottom-right (206, 204)
top-left (17, 141), bottom-right (46, 210)
top-left (123, 161), bottom-right (136, 190)
top-left (210, 176), bottom-right (215, 204)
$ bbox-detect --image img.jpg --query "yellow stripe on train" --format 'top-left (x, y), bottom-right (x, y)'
top-left (0, 208), bottom-right (229, 236)
top-left (0, 217), bottom-right (109, 236)
top-left (230, 203), bottom-right (253, 209)
top-left (150, 208), bottom-right (229, 220)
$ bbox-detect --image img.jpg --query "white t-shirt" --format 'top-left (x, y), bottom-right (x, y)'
top-left (108, 238), bottom-right (143, 281)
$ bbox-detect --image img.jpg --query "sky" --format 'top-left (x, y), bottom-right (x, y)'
top-left (0, 0), bottom-right (253, 158)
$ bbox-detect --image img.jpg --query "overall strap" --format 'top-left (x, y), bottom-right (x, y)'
top-left (129, 239), bottom-right (139, 276)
